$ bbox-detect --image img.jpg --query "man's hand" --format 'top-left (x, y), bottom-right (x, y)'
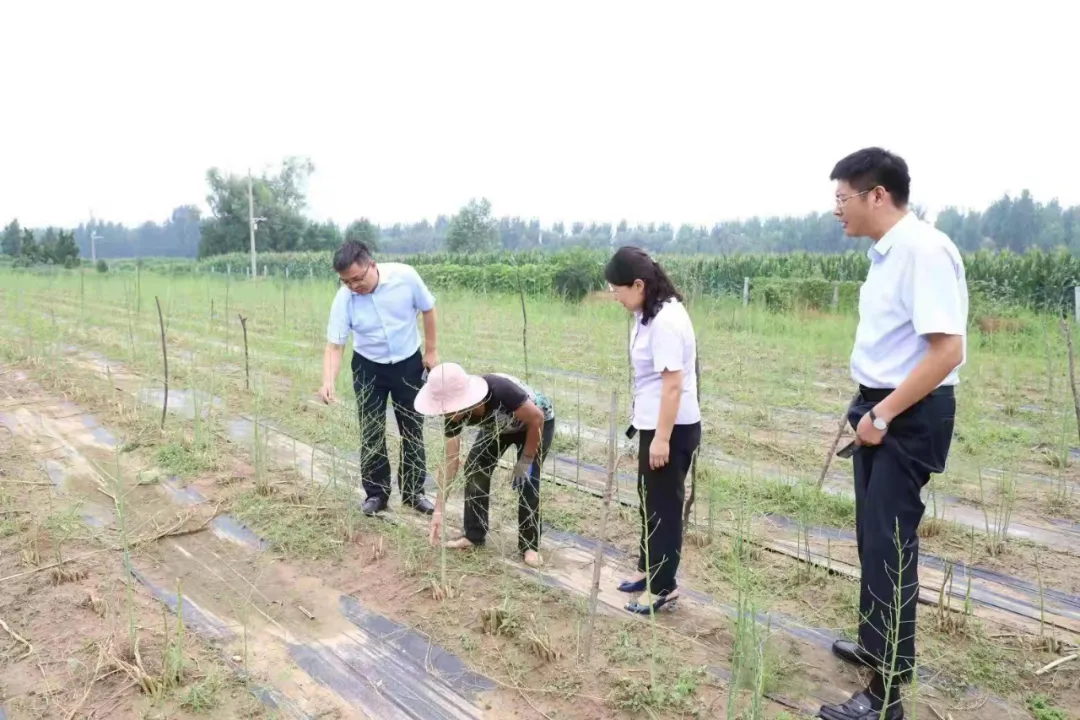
top-left (423, 349), bottom-right (440, 371)
top-left (649, 436), bottom-right (670, 470)
top-left (428, 510), bottom-right (443, 547)
top-left (855, 410), bottom-right (887, 446)
top-left (317, 383), bottom-right (335, 404)
top-left (512, 454), bottom-right (535, 491)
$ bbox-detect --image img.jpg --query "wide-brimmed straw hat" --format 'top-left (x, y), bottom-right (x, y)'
top-left (414, 363), bottom-right (489, 416)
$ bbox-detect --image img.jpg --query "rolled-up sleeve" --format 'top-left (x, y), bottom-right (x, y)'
top-left (326, 288), bottom-right (351, 345)
top-left (910, 244), bottom-right (966, 337)
top-left (408, 266), bottom-right (436, 313)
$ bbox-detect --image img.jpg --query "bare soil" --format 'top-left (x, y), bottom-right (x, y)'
top-left (2, 334), bottom-right (1077, 719)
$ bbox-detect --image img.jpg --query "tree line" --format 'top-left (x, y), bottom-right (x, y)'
top-left (1, 222), bottom-right (80, 267)
top-left (3, 156), bottom-right (1078, 261)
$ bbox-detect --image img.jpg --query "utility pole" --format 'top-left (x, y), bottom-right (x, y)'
top-left (248, 169), bottom-right (257, 279)
top-left (89, 209), bottom-right (99, 262)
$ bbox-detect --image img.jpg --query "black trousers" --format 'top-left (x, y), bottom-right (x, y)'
top-left (849, 385), bottom-right (955, 687)
top-left (351, 349), bottom-right (427, 502)
top-left (462, 418), bottom-right (555, 555)
top-left (635, 422), bottom-right (701, 595)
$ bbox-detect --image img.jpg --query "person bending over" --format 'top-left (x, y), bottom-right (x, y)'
top-left (414, 362), bottom-right (555, 568)
top-left (605, 245), bottom-right (701, 615)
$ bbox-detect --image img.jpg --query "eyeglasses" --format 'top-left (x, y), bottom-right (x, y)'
top-left (339, 263), bottom-right (373, 289)
top-left (835, 189), bottom-right (873, 209)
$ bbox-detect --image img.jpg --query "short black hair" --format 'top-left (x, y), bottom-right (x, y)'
top-left (829, 147), bottom-right (910, 207)
top-left (333, 240), bottom-right (373, 272)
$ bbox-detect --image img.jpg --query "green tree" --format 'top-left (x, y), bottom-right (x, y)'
top-left (198, 157), bottom-right (315, 258)
top-left (41, 227), bottom-right (58, 263)
top-left (20, 229), bottom-right (40, 264)
top-left (344, 218), bottom-right (380, 250)
top-left (53, 230), bottom-right (80, 268)
top-left (1, 219), bottom-right (21, 256)
top-left (447, 198), bottom-right (499, 253)
top-left (302, 220), bottom-right (343, 251)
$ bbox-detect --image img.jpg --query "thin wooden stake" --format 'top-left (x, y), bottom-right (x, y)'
top-left (239, 314), bottom-right (251, 391)
top-left (581, 390), bottom-right (618, 662)
top-left (155, 296), bottom-right (168, 429)
top-left (518, 269), bottom-right (529, 383)
top-left (1060, 319), bottom-right (1080, 444)
top-left (817, 393), bottom-right (856, 491)
top-left (683, 353), bottom-right (702, 524)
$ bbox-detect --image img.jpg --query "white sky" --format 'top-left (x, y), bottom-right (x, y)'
top-left (2, 0), bottom-right (1076, 230)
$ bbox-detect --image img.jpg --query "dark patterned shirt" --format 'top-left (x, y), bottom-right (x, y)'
top-left (444, 373), bottom-right (554, 438)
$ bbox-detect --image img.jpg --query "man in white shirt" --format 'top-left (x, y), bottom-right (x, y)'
top-left (817, 148), bottom-right (967, 720)
top-left (319, 241), bottom-right (439, 516)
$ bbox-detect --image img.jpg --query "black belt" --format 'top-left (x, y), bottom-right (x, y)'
top-left (858, 384), bottom-right (955, 403)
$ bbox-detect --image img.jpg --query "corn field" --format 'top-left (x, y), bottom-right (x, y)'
top-left (85, 247), bottom-right (1080, 313)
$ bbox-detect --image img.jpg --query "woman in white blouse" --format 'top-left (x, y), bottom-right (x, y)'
top-left (605, 246), bottom-right (701, 614)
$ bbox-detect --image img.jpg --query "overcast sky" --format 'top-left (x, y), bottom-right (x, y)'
top-left (2, 1), bottom-right (1076, 230)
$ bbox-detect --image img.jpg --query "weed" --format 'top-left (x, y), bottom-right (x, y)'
top-left (156, 441), bottom-right (215, 477)
top-left (179, 673), bottom-right (224, 712)
top-left (612, 666), bottom-right (707, 716)
top-left (231, 490), bottom-right (344, 559)
top-left (1027, 693), bottom-right (1068, 720)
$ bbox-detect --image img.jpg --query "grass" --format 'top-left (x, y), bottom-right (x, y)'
top-left (178, 673), bottom-right (225, 712)
top-left (230, 489), bottom-right (347, 560)
top-left (2, 267), bottom-right (1079, 718)
top-left (156, 440), bottom-right (216, 477)
top-left (1027, 693), bottom-right (1069, 720)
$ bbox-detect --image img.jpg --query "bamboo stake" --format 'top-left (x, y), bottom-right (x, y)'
top-left (155, 296), bottom-right (168, 429)
top-left (581, 390), bottom-right (618, 661)
top-left (1060, 319), bottom-right (1080, 444)
top-left (817, 393), bottom-right (857, 491)
top-left (239, 314), bottom-right (251, 391)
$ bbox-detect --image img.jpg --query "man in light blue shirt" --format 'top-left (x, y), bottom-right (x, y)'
top-left (319, 241), bottom-right (439, 516)
top-left (818, 148), bottom-right (966, 720)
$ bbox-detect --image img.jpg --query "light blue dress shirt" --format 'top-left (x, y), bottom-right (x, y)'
top-left (326, 262), bottom-right (436, 364)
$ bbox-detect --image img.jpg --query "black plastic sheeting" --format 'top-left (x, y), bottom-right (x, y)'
top-left (539, 525), bottom-right (1012, 714)
top-left (124, 561), bottom-right (313, 719)
top-left (285, 596), bottom-right (495, 719)
top-left (548, 451), bottom-right (1080, 623)
top-left (762, 513), bottom-right (1080, 621)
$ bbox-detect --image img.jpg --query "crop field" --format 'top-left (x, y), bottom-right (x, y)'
top-left (0, 266), bottom-right (1078, 719)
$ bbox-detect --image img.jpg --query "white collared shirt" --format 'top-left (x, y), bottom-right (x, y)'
top-left (850, 212), bottom-right (968, 389)
top-left (630, 298), bottom-right (701, 430)
top-left (326, 262), bottom-right (436, 364)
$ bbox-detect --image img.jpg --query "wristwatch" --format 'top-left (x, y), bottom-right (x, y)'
top-left (869, 408), bottom-right (888, 432)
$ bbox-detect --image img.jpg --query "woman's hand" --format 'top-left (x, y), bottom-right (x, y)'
top-left (649, 436), bottom-right (670, 470)
top-left (428, 509), bottom-right (443, 547)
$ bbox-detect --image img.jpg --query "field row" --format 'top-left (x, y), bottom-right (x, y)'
top-left (6, 285), bottom-right (1077, 520)
top-left (4, 269), bottom-right (1080, 715)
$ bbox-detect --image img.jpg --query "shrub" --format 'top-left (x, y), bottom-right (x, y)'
top-left (96, 259), bottom-right (109, 273)
top-left (754, 277), bottom-right (860, 313)
top-left (552, 251), bottom-right (602, 302)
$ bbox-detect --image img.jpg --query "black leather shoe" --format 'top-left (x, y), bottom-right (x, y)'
top-left (404, 496), bottom-right (435, 515)
top-left (818, 690), bottom-right (903, 720)
top-left (362, 496), bottom-right (388, 516)
top-left (832, 639), bottom-right (875, 670)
